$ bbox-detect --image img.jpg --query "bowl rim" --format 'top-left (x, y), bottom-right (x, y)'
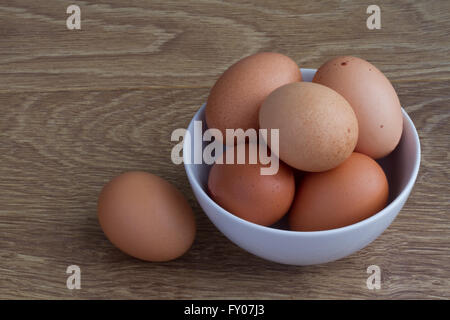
top-left (183, 79), bottom-right (421, 237)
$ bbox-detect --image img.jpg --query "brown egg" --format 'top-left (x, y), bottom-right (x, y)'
top-left (98, 172), bottom-right (196, 262)
top-left (313, 56), bottom-right (403, 159)
top-left (207, 144), bottom-right (295, 226)
top-left (259, 82), bottom-right (358, 172)
top-left (205, 52), bottom-right (301, 144)
top-left (289, 152), bottom-right (389, 231)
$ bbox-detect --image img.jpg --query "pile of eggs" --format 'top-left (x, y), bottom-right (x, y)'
top-left (206, 53), bottom-right (403, 231)
top-left (96, 52), bottom-right (403, 263)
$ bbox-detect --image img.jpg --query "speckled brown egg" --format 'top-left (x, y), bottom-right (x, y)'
top-left (98, 171), bottom-right (196, 262)
top-left (205, 52), bottom-right (301, 144)
top-left (259, 82), bottom-right (359, 172)
top-left (313, 56), bottom-right (403, 159)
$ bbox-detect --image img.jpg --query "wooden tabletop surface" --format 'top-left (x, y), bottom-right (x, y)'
top-left (0, 0), bottom-right (449, 299)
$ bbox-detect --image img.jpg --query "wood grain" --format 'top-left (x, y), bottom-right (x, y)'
top-left (0, 0), bottom-right (449, 299)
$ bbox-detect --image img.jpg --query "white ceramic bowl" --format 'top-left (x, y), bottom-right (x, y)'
top-left (183, 69), bottom-right (421, 265)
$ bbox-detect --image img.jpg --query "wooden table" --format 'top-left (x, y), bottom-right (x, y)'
top-left (0, 0), bottom-right (448, 299)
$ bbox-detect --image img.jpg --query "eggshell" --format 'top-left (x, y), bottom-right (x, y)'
top-left (259, 82), bottom-right (358, 172)
top-left (205, 52), bottom-right (301, 144)
top-left (289, 152), bottom-right (389, 231)
top-left (313, 56), bottom-right (403, 159)
top-left (207, 144), bottom-right (295, 226)
top-left (98, 171), bottom-right (196, 262)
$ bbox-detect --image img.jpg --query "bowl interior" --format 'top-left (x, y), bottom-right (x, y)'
top-left (184, 68), bottom-right (420, 232)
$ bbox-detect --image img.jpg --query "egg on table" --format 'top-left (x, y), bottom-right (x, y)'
top-left (98, 171), bottom-right (196, 262)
